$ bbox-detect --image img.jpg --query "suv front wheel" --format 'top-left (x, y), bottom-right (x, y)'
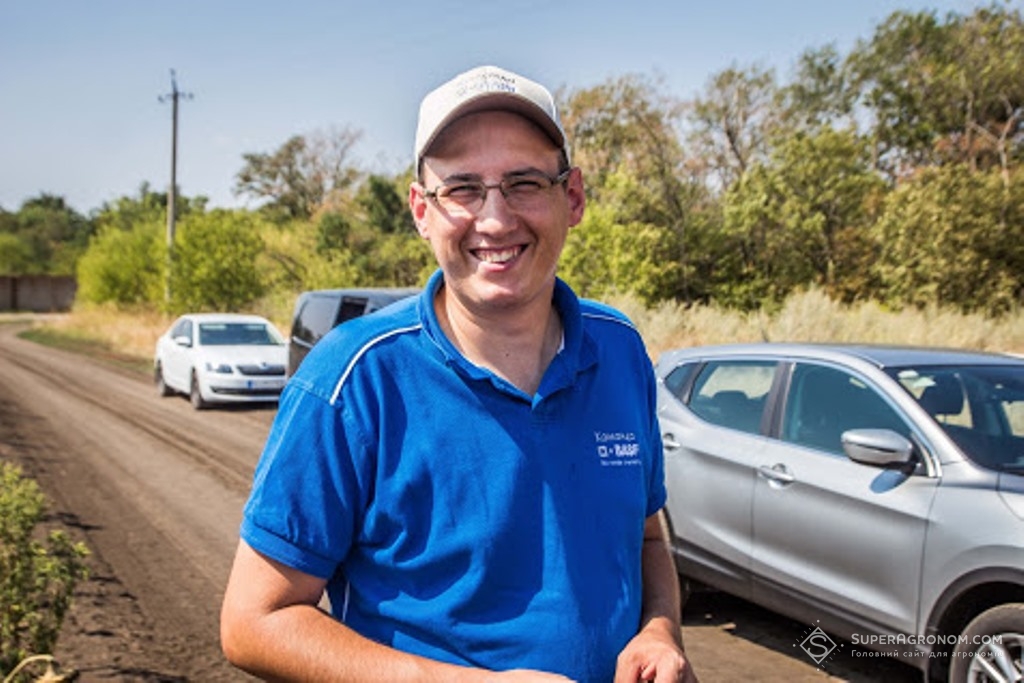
top-left (950, 603), bottom-right (1024, 682)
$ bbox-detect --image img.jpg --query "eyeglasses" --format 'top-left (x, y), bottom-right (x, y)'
top-left (424, 169), bottom-right (572, 216)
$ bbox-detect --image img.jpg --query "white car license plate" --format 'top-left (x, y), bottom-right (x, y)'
top-left (247, 379), bottom-right (283, 390)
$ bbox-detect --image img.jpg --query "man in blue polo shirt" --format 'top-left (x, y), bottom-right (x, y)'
top-left (221, 65), bottom-right (697, 683)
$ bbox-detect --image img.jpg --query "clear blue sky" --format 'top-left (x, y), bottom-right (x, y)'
top-left (0, 0), bottom-right (993, 215)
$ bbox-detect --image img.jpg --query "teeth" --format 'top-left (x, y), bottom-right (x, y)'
top-left (476, 247), bottom-right (521, 264)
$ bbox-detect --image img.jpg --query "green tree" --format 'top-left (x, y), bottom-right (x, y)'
top-left (560, 74), bottom-right (701, 302)
top-left (874, 165), bottom-right (1024, 314)
top-left (92, 183), bottom-right (205, 234)
top-left (304, 170), bottom-right (428, 289)
top-left (848, 9), bottom-right (953, 175)
top-left (781, 44), bottom-right (858, 131)
top-left (75, 221), bottom-right (164, 306)
top-left (0, 195), bottom-right (92, 275)
top-left (169, 211), bottom-right (266, 312)
top-left (719, 126), bottom-right (886, 308)
top-left (0, 234), bottom-right (36, 276)
top-left (686, 65), bottom-right (780, 191)
top-left (945, 4), bottom-right (1024, 180)
top-left (315, 211), bottom-right (352, 254)
top-left (256, 216), bottom-right (359, 292)
top-left (848, 4), bottom-right (1024, 178)
top-left (234, 127), bottom-right (363, 220)
top-left (560, 170), bottom-right (680, 305)
top-left (358, 174), bottom-right (413, 235)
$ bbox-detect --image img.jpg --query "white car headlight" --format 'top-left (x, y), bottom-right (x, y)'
top-left (204, 362), bottom-right (234, 374)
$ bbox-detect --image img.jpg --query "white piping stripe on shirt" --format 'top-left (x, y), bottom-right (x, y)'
top-left (340, 580), bottom-right (351, 623)
top-left (581, 311), bottom-right (638, 331)
top-left (329, 324), bottom-right (422, 405)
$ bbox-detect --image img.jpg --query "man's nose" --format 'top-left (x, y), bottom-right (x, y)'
top-left (474, 186), bottom-right (518, 227)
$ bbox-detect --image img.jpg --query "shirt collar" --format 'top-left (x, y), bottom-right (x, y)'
top-left (417, 269), bottom-right (596, 396)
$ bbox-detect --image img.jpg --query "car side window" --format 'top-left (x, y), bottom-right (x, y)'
top-left (687, 360), bottom-right (777, 435)
top-left (171, 319), bottom-right (191, 342)
top-left (782, 363), bottom-right (910, 455)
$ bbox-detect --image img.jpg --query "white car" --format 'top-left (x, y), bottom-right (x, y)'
top-left (154, 313), bottom-right (287, 409)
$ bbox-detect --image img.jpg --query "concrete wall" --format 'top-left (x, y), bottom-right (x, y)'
top-left (0, 276), bottom-right (77, 312)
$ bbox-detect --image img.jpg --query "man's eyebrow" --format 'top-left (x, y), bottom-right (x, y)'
top-left (505, 167), bottom-right (551, 177)
top-left (439, 172), bottom-right (483, 183)
top-left (440, 167), bottom-right (550, 183)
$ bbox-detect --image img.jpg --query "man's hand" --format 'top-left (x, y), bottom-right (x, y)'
top-left (617, 511), bottom-right (700, 682)
top-left (614, 617), bottom-right (697, 683)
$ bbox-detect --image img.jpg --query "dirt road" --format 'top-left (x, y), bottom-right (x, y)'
top-left (0, 321), bottom-right (920, 682)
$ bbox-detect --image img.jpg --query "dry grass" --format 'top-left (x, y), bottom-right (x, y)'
top-left (36, 305), bottom-right (175, 361)
top-left (21, 297), bottom-right (296, 364)
top-left (611, 288), bottom-right (1024, 360)
top-left (14, 287), bottom-right (1024, 366)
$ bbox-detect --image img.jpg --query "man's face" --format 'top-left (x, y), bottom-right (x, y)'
top-left (410, 110), bottom-right (584, 314)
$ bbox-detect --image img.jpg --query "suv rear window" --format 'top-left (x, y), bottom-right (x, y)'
top-left (287, 288), bottom-right (420, 377)
top-left (292, 294), bottom-right (345, 346)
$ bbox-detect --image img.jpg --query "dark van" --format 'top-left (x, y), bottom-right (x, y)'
top-left (287, 287), bottom-right (420, 376)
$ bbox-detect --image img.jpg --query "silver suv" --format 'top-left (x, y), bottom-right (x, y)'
top-left (655, 343), bottom-right (1024, 683)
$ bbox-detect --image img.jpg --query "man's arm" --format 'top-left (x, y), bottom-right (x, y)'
top-left (220, 541), bottom-right (572, 682)
top-left (614, 510), bottom-right (699, 683)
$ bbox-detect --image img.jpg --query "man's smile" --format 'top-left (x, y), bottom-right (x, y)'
top-left (471, 245), bottom-right (526, 264)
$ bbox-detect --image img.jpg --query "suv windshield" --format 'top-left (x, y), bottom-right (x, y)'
top-left (888, 364), bottom-right (1024, 473)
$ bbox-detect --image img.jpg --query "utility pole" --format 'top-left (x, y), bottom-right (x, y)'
top-left (158, 69), bottom-right (192, 303)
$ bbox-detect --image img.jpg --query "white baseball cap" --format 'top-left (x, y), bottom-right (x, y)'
top-left (414, 65), bottom-right (569, 171)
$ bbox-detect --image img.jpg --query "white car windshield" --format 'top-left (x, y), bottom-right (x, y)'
top-left (198, 322), bottom-right (283, 346)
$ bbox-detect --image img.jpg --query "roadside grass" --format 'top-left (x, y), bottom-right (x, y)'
top-left (13, 287), bottom-right (1024, 366)
top-left (18, 322), bottom-right (155, 376)
top-left (10, 305), bottom-right (169, 376)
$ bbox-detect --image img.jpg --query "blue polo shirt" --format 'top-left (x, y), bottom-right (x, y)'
top-left (241, 269), bottom-right (666, 682)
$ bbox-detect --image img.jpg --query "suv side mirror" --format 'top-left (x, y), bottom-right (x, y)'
top-left (173, 335), bottom-right (192, 348)
top-left (842, 428), bottom-right (914, 467)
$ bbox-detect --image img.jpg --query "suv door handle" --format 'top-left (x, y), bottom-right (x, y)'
top-left (662, 434), bottom-right (681, 451)
top-left (758, 464), bottom-right (795, 485)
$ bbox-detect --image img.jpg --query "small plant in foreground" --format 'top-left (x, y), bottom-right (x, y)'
top-left (0, 461), bottom-right (89, 677)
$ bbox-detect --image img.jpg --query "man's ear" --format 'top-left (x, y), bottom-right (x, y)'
top-left (565, 167), bottom-right (586, 228)
top-left (408, 183), bottom-right (430, 238)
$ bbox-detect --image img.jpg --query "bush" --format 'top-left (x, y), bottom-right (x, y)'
top-left (75, 221), bottom-right (165, 306)
top-left (168, 210), bottom-right (266, 313)
top-left (0, 461), bottom-right (89, 675)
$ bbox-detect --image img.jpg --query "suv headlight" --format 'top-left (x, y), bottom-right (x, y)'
top-left (205, 362), bottom-right (233, 374)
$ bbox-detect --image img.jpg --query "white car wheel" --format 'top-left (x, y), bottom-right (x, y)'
top-left (155, 363), bottom-right (173, 397)
top-left (190, 373), bottom-right (208, 410)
